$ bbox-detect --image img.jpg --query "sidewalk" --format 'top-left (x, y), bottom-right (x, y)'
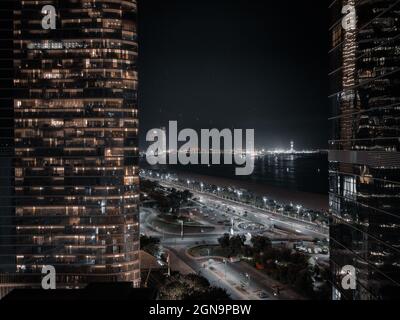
top-left (164, 248), bottom-right (195, 275)
top-left (235, 261), bottom-right (305, 300)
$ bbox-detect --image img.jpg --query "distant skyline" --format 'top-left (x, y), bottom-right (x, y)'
top-left (138, 0), bottom-right (329, 150)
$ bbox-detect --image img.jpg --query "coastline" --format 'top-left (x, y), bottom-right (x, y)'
top-left (167, 170), bottom-right (329, 212)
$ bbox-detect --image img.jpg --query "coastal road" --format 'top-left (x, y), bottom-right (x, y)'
top-left (155, 178), bottom-right (328, 240)
top-left (140, 177), bottom-right (328, 300)
top-left (141, 207), bottom-right (306, 300)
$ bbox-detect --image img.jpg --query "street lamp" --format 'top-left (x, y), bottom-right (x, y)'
top-left (178, 220), bottom-right (184, 239)
top-left (296, 205), bottom-right (302, 219)
top-left (223, 259), bottom-right (227, 280)
top-left (244, 273), bottom-right (250, 287)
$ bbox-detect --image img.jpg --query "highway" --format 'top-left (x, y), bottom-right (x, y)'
top-left (141, 207), bottom-right (309, 300)
top-left (140, 177), bottom-right (328, 300)
top-left (155, 178), bottom-right (328, 240)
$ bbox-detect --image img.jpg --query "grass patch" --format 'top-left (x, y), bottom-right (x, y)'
top-left (188, 245), bottom-right (229, 258)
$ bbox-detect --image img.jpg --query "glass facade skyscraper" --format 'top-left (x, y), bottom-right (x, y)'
top-left (329, 0), bottom-right (400, 299)
top-left (0, 0), bottom-right (140, 295)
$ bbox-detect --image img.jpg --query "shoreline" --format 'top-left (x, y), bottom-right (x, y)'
top-left (167, 170), bottom-right (329, 212)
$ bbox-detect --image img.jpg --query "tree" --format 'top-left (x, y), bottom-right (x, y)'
top-left (158, 272), bottom-right (230, 300)
top-left (186, 287), bottom-right (230, 300)
top-left (166, 189), bottom-right (194, 213)
top-left (229, 235), bottom-right (246, 256)
top-left (294, 269), bottom-right (314, 297)
top-left (140, 179), bottom-right (159, 193)
top-left (184, 274), bottom-right (210, 291)
top-left (218, 234), bottom-right (245, 256)
top-left (181, 189), bottom-right (193, 202)
top-left (140, 235), bottom-right (160, 256)
top-left (160, 281), bottom-right (187, 300)
top-left (218, 234), bottom-right (230, 248)
top-left (251, 236), bottom-right (272, 253)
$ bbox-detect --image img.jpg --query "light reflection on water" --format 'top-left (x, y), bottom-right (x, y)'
top-left (141, 153), bottom-right (328, 195)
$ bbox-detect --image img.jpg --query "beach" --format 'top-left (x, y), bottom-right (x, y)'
top-left (167, 171), bottom-right (329, 212)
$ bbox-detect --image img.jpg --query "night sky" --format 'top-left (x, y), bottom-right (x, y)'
top-left (138, 0), bottom-right (329, 150)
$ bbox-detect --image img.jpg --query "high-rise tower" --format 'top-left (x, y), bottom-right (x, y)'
top-left (329, 0), bottom-right (400, 299)
top-left (0, 0), bottom-right (140, 295)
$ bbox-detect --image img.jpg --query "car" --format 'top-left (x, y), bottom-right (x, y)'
top-left (314, 247), bottom-right (322, 254)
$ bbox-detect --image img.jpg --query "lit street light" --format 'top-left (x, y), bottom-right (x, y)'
top-left (296, 205), bottom-right (302, 219)
top-left (178, 219), bottom-right (184, 239)
top-left (263, 197), bottom-right (267, 207)
top-left (245, 273), bottom-right (250, 286)
top-left (223, 259), bottom-right (227, 280)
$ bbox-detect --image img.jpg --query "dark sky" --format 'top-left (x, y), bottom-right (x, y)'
top-left (138, 0), bottom-right (329, 150)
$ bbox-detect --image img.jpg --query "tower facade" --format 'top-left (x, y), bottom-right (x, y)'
top-left (329, 0), bottom-right (400, 299)
top-left (0, 0), bottom-right (140, 293)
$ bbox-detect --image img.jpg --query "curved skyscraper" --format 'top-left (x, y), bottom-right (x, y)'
top-left (0, 0), bottom-right (140, 295)
top-left (329, 0), bottom-right (400, 299)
